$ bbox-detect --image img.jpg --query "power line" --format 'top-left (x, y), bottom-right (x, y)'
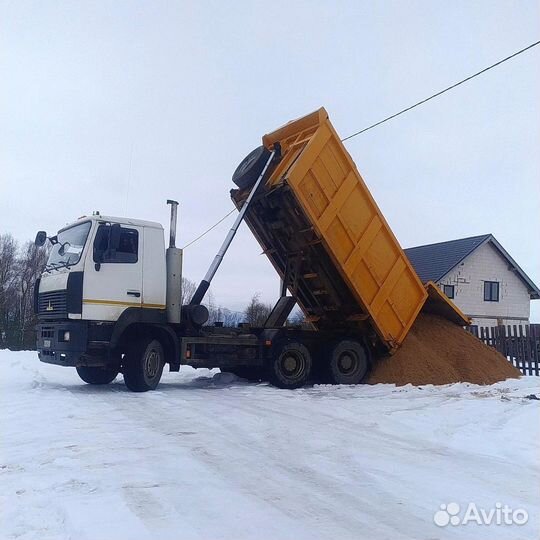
top-left (182, 208), bottom-right (236, 249)
top-left (183, 40), bottom-right (540, 248)
top-left (341, 39), bottom-right (540, 141)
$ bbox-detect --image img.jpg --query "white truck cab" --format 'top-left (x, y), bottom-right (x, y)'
top-left (38, 214), bottom-right (166, 321)
top-left (35, 212), bottom-right (183, 390)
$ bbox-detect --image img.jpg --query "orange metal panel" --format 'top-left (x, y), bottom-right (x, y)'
top-left (263, 108), bottom-right (427, 349)
top-left (422, 281), bottom-right (471, 326)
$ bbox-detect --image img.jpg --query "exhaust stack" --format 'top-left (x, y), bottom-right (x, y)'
top-left (166, 199), bottom-right (182, 324)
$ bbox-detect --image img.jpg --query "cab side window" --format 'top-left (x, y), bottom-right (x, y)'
top-left (93, 225), bottom-right (139, 264)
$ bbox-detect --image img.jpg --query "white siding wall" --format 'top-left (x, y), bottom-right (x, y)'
top-left (437, 242), bottom-right (531, 327)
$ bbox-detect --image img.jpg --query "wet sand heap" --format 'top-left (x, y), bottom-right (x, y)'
top-left (368, 313), bottom-right (521, 386)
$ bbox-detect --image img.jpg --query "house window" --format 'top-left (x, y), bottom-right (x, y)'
top-left (484, 281), bottom-right (499, 302)
top-left (442, 285), bottom-right (455, 299)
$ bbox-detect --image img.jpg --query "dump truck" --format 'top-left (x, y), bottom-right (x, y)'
top-left (34, 107), bottom-right (468, 391)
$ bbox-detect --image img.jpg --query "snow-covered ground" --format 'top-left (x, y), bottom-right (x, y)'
top-left (1, 350), bottom-right (539, 540)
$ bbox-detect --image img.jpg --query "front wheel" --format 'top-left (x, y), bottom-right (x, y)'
top-left (267, 342), bottom-right (312, 389)
top-left (123, 338), bottom-right (165, 392)
top-left (76, 366), bottom-right (118, 385)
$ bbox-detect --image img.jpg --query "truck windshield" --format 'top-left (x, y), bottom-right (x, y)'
top-left (47, 221), bottom-right (92, 268)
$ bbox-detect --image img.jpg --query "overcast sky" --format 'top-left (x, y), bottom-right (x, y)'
top-left (1, 1), bottom-right (539, 320)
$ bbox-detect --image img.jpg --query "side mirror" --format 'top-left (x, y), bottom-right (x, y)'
top-left (35, 231), bottom-right (47, 247)
top-left (109, 223), bottom-right (122, 251)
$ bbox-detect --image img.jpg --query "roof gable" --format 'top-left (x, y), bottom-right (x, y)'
top-left (405, 234), bottom-right (540, 299)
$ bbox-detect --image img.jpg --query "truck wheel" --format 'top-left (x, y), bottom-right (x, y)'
top-left (268, 342), bottom-right (312, 389)
top-left (123, 338), bottom-right (165, 392)
top-left (76, 366), bottom-right (118, 385)
top-left (325, 340), bottom-right (369, 384)
top-left (232, 145), bottom-right (271, 190)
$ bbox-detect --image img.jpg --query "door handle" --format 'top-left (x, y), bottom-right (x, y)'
top-left (127, 291), bottom-right (141, 298)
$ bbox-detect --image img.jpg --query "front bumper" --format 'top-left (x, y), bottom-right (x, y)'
top-left (37, 321), bottom-right (89, 366)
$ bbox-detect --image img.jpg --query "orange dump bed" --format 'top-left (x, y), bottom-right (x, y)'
top-left (233, 108), bottom-right (467, 351)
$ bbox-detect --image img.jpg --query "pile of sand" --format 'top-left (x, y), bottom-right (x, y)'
top-left (368, 313), bottom-right (521, 386)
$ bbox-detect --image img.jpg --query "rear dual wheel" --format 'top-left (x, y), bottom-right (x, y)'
top-left (323, 340), bottom-right (370, 384)
top-left (268, 342), bottom-right (312, 389)
top-left (267, 339), bottom-right (369, 388)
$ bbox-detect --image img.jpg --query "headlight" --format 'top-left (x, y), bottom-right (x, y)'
top-left (63, 331), bottom-right (70, 342)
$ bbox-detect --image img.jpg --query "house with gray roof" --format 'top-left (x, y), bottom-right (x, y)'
top-left (405, 234), bottom-right (539, 328)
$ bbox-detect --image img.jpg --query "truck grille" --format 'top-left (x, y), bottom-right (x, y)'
top-left (40, 326), bottom-right (55, 339)
top-left (38, 290), bottom-right (67, 319)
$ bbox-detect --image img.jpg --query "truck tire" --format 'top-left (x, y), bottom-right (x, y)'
top-left (324, 340), bottom-right (369, 384)
top-left (123, 338), bottom-right (165, 392)
top-left (268, 342), bottom-right (312, 389)
top-left (76, 366), bottom-right (118, 385)
top-left (232, 145), bottom-right (271, 190)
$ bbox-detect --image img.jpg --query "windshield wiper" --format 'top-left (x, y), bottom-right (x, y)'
top-left (52, 261), bottom-right (73, 271)
top-left (44, 262), bottom-right (61, 273)
top-left (44, 260), bottom-right (73, 273)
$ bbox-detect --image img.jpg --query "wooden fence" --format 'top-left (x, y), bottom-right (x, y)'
top-left (467, 324), bottom-right (540, 376)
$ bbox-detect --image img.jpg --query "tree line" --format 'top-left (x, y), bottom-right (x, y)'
top-left (0, 234), bottom-right (48, 350)
top-left (0, 233), bottom-right (304, 351)
top-left (182, 278), bottom-right (305, 327)
top-left (181, 277), bottom-right (275, 328)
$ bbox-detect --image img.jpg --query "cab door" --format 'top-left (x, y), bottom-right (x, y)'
top-left (83, 223), bottom-right (143, 322)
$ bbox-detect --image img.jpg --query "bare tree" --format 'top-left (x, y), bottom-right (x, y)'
top-left (244, 293), bottom-right (272, 327)
top-left (181, 277), bottom-right (197, 305)
top-left (205, 290), bottom-right (221, 325)
top-left (221, 308), bottom-right (243, 328)
top-left (17, 242), bottom-right (48, 346)
top-left (0, 234), bottom-right (18, 347)
top-left (180, 280), bottom-right (243, 327)
top-left (0, 235), bottom-right (48, 349)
